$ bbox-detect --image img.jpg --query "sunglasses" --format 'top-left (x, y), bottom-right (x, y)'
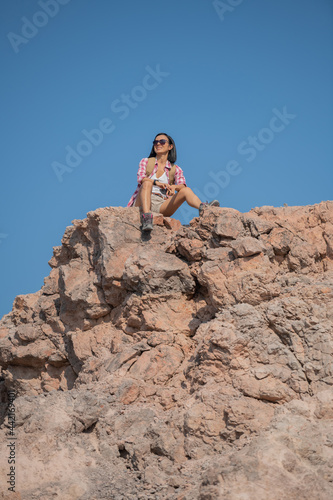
top-left (153, 139), bottom-right (169, 145)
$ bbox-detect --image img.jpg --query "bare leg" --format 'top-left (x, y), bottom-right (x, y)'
top-left (134, 180), bottom-right (153, 213)
top-left (160, 187), bottom-right (201, 217)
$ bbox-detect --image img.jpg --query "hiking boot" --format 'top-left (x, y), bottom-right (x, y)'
top-left (199, 200), bottom-right (220, 217)
top-left (141, 212), bottom-right (153, 231)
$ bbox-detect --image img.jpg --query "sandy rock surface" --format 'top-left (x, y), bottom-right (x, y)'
top-left (0, 202), bottom-right (333, 499)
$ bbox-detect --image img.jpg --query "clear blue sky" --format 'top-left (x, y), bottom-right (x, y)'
top-left (1, 0), bottom-right (332, 319)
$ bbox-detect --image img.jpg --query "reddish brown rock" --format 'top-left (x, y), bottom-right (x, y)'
top-left (0, 202), bottom-right (333, 499)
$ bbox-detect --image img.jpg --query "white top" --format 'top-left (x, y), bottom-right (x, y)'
top-left (151, 171), bottom-right (168, 196)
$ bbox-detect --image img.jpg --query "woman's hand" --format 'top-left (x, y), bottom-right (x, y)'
top-left (166, 184), bottom-right (176, 196)
top-left (155, 181), bottom-right (168, 190)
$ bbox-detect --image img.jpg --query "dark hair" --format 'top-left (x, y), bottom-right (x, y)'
top-left (148, 132), bottom-right (177, 163)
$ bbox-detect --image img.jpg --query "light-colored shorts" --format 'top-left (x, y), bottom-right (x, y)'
top-left (150, 193), bottom-right (166, 213)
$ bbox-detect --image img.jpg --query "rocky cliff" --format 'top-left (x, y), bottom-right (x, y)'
top-left (0, 202), bottom-right (333, 500)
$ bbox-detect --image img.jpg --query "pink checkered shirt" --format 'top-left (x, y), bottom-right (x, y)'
top-left (127, 158), bottom-right (187, 207)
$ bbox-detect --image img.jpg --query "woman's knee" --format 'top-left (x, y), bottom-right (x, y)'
top-left (181, 186), bottom-right (193, 197)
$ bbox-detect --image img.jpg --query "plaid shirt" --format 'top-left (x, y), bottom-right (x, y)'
top-left (127, 158), bottom-right (187, 207)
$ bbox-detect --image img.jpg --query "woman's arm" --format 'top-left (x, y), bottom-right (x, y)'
top-left (174, 165), bottom-right (187, 186)
top-left (137, 158), bottom-right (149, 184)
top-left (164, 166), bottom-right (187, 196)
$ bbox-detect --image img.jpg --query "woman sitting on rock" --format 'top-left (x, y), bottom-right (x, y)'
top-left (127, 132), bottom-right (220, 231)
